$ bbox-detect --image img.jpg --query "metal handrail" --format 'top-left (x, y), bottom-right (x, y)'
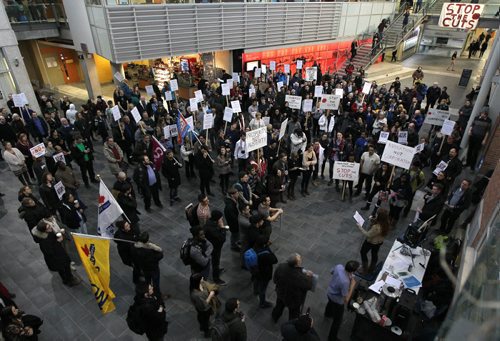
top-left (364, 0), bottom-right (438, 68)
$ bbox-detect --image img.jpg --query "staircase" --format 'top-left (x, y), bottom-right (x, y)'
top-left (336, 0), bottom-right (439, 78)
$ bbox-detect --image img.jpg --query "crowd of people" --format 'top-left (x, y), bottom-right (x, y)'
top-left (0, 44), bottom-right (493, 339)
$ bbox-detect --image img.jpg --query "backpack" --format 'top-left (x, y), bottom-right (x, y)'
top-left (126, 304), bottom-right (145, 335)
top-left (244, 248), bottom-right (270, 271)
top-left (210, 316), bottom-right (239, 341)
top-left (180, 238), bottom-right (194, 265)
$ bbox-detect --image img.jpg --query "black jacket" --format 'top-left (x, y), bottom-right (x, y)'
top-left (224, 197), bottom-right (239, 233)
top-left (446, 187), bottom-right (472, 212)
top-left (71, 141), bottom-right (94, 166)
top-left (196, 153), bottom-right (214, 179)
top-left (39, 183), bottom-right (60, 213)
top-left (31, 228), bottom-right (71, 272)
top-left (132, 242), bottom-right (163, 272)
top-left (114, 228), bottom-right (138, 266)
top-left (273, 263), bottom-right (313, 308)
top-left (204, 220), bottom-right (227, 250)
top-left (59, 201), bottom-right (87, 230)
top-left (22, 203), bottom-right (50, 232)
top-left (222, 311), bottom-right (247, 341)
top-left (117, 192), bottom-right (140, 224)
top-left (133, 163), bottom-right (162, 194)
top-left (132, 294), bottom-right (168, 340)
top-left (420, 193), bottom-right (446, 222)
top-left (255, 246), bottom-right (278, 281)
top-left (162, 157), bottom-right (181, 188)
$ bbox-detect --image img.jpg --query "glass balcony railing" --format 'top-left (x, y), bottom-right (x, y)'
top-left (4, 2), bottom-right (67, 24)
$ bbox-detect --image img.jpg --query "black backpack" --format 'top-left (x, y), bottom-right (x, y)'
top-left (180, 238), bottom-right (194, 265)
top-left (126, 303), bottom-right (145, 335)
top-left (210, 316), bottom-right (239, 341)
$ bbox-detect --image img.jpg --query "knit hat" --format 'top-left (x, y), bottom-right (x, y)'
top-left (295, 314), bottom-right (313, 333)
top-left (210, 210), bottom-right (223, 221)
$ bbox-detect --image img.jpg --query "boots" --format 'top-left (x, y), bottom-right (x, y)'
top-left (361, 202), bottom-right (371, 211)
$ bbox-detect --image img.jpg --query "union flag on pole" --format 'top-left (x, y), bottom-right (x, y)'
top-left (176, 113), bottom-right (191, 144)
top-left (73, 233), bottom-right (116, 314)
top-left (151, 135), bottom-right (166, 171)
top-left (97, 180), bottom-right (124, 238)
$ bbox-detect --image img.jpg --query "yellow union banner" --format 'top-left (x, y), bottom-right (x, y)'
top-left (73, 233), bottom-right (116, 314)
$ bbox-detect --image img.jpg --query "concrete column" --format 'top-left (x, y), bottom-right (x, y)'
top-left (110, 62), bottom-right (124, 86)
top-left (79, 52), bottom-right (102, 100)
top-left (3, 45), bottom-right (41, 114)
top-left (460, 33), bottom-right (500, 151)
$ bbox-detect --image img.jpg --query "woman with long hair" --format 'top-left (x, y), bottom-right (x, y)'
top-left (189, 273), bottom-right (217, 338)
top-left (15, 133), bottom-right (35, 181)
top-left (3, 142), bottom-right (31, 186)
top-left (356, 208), bottom-right (391, 273)
top-left (215, 146), bottom-right (231, 195)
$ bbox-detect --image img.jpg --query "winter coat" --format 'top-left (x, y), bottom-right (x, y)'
top-left (132, 242), bottom-right (163, 273)
top-left (255, 246), bottom-right (278, 281)
top-left (204, 220), bottom-right (227, 250)
top-left (161, 157), bottom-right (182, 188)
top-left (2, 148), bottom-right (26, 173)
top-left (22, 203), bottom-right (50, 233)
top-left (103, 142), bottom-right (124, 175)
top-left (132, 295), bottom-right (168, 340)
top-left (31, 227), bottom-right (71, 272)
top-left (224, 197), bottom-right (239, 233)
top-left (117, 193), bottom-right (140, 224)
top-left (273, 263), bottom-right (312, 308)
top-left (39, 183), bottom-right (60, 213)
top-left (133, 163), bottom-right (162, 195)
top-left (114, 228), bottom-right (138, 267)
top-left (72, 141), bottom-right (94, 166)
top-left (222, 311), bottom-right (247, 341)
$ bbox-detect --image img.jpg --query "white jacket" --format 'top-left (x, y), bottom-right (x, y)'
top-left (3, 148), bottom-right (26, 172)
top-left (319, 115), bottom-right (335, 133)
top-left (290, 133), bottom-right (307, 154)
top-left (65, 104), bottom-right (77, 124)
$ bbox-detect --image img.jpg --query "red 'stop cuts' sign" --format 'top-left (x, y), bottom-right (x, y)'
top-left (438, 3), bottom-right (485, 30)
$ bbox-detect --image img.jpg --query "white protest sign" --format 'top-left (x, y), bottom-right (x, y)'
top-left (302, 99), bottom-right (313, 113)
top-left (222, 83), bottom-right (231, 96)
top-left (296, 60), bottom-right (303, 69)
top-left (438, 3), bottom-right (484, 30)
top-left (169, 79), bottom-right (178, 91)
top-left (335, 88), bottom-right (344, 97)
top-left (249, 88), bottom-right (256, 97)
top-left (226, 79), bottom-right (234, 88)
top-left (203, 113), bottom-right (214, 130)
top-left (30, 143), bottom-right (46, 158)
top-left (164, 91), bottom-right (172, 101)
top-left (270, 61), bottom-right (276, 71)
top-left (53, 152), bottom-right (66, 165)
top-left (378, 131), bottom-right (390, 144)
top-left (113, 72), bottom-right (124, 82)
top-left (277, 81), bottom-right (284, 92)
top-left (319, 94), bottom-right (341, 110)
top-left (353, 211), bottom-right (365, 227)
top-left (441, 119), bottom-right (456, 136)
top-left (362, 82), bottom-right (372, 95)
top-left (263, 116), bottom-right (270, 126)
top-left (232, 72), bottom-right (240, 83)
top-left (54, 181), bottom-right (65, 200)
top-left (314, 86), bottom-right (323, 98)
top-left (332, 161), bottom-right (360, 181)
top-left (231, 100), bottom-right (242, 113)
top-left (163, 125), bottom-right (171, 139)
top-left (381, 140), bottom-right (416, 170)
top-left (145, 85), bottom-right (155, 96)
top-left (284, 64), bottom-right (290, 74)
top-left (433, 160), bottom-right (448, 176)
top-left (415, 143), bottom-right (425, 153)
top-left (246, 126), bottom-right (267, 152)
top-left (186, 116), bottom-right (194, 132)
top-left (305, 67), bottom-right (317, 81)
top-left (169, 124), bottom-right (178, 137)
top-left (424, 109), bottom-right (450, 126)
top-left (189, 98), bottom-right (198, 111)
top-left (285, 95), bottom-right (302, 110)
top-left (111, 105), bottom-right (121, 121)
top-left (194, 90), bottom-right (204, 103)
top-left (12, 93), bottom-right (28, 107)
top-left (131, 107), bottom-right (141, 123)
top-left (279, 118), bottom-right (289, 140)
top-left (398, 131), bottom-right (408, 145)
top-left (255, 68), bottom-right (262, 78)
top-left (261, 64), bottom-right (266, 74)
top-left (223, 107), bottom-right (233, 122)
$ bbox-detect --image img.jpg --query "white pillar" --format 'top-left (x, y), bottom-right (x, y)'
top-left (110, 62), bottom-right (124, 86)
top-left (460, 32), bottom-right (500, 150)
top-left (79, 52), bottom-right (102, 100)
